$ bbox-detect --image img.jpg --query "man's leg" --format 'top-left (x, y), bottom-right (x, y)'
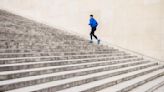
top-left (92, 27), bottom-right (100, 44)
top-left (92, 31), bottom-right (98, 40)
top-left (92, 27), bottom-right (98, 39)
top-left (90, 31), bottom-right (93, 40)
top-left (89, 29), bottom-right (93, 43)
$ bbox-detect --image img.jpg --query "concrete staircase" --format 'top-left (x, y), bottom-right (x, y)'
top-left (0, 10), bottom-right (164, 92)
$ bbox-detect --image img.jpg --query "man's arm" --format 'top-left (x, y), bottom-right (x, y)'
top-left (89, 19), bottom-right (93, 26)
top-left (93, 18), bottom-right (98, 26)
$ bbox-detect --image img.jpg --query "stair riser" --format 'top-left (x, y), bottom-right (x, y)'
top-left (0, 59), bottom-right (146, 80)
top-left (145, 82), bottom-right (164, 92)
top-left (0, 42), bottom-right (105, 48)
top-left (117, 70), bottom-right (164, 92)
top-left (0, 39), bottom-right (105, 46)
top-left (0, 32), bottom-right (95, 41)
top-left (80, 65), bottom-right (164, 92)
top-left (29, 63), bottom-right (161, 92)
top-left (0, 45), bottom-right (109, 50)
top-left (0, 29), bottom-right (84, 40)
top-left (0, 54), bottom-right (132, 65)
top-left (0, 50), bottom-right (120, 58)
top-left (0, 41), bottom-right (95, 47)
top-left (0, 41), bottom-right (89, 46)
top-left (1, 57), bottom-right (141, 80)
top-left (0, 40), bottom-right (88, 43)
top-left (0, 37), bottom-right (107, 45)
top-left (0, 52), bottom-right (128, 65)
top-left (0, 48), bottom-right (114, 53)
top-left (0, 62), bottom-right (156, 91)
top-left (0, 53), bottom-right (128, 71)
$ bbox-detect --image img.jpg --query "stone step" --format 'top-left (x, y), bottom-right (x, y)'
top-left (0, 49), bottom-right (114, 55)
top-left (0, 52), bottom-right (128, 65)
top-left (98, 66), bottom-right (164, 92)
top-left (0, 49), bottom-right (119, 58)
top-left (4, 62), bottom-right (162, 92)
top-left (0, 38), bottom-right (88, 43)
top-left (0, 53), bottom-right (129, 71)
top-left (106, 67), bottom-right (164, 92)
top-left (0, 28), bottom-right (83, 39)
top-left (56, 64), bottom-right (164, 92)
top-left (0, 34), bottom-right (81, 42)
top-left (0, 53), bottom-right (118, 61)
top-left (0, 53), bottom-right (131, 65)
top-left (0, 39), bottom-right (87, 46)
top-left (0, 32), bottom-right (84, 40)
top-left (0, 28), bottom-right (83, 40)
top-left (0, 37), bottom-right (85, 42)
top-left (0, 59), bottom-right (147, 84)
top-left (0, 43), bottom-right (109, 49)
top-left (153, 87), bottom-right (164, 92)
top-left (0, 39), bottom-right (89, 43)
top-left (0, 47), bottom-right (114, 53)
top-left (0, 57), bottom-right (141, 80)
top-left (0, 57), bottom-right (142, 80)
top-left (0, 61), bottom-right (156, 91)
top-left (0, 42), bottom-right (94, 47)
top-left (0, 53), bottom-right (127, 71)
top-left (0, 40), bottom-right (98, 48)
top-left (129, 74), bottom-right (164, 92)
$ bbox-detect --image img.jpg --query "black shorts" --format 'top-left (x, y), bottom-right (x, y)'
top-left (91, 27), bottom-right (97, 31)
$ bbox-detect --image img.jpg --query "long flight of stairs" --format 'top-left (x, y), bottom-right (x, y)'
top-left (0, 9), bottom-right (164, 92)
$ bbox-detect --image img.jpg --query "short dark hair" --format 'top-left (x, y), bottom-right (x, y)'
top-left (90, 15), bottom-right (93, 17)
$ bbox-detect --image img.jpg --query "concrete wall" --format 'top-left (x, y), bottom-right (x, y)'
top-left (0, 0), bottom-right (163, 60)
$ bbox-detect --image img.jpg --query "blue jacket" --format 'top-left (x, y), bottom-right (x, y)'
top-left (89, 18), bottom-right (98, 27)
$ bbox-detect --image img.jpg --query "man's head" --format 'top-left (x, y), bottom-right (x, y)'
top-left (90, 14), bottom-right (93, 18)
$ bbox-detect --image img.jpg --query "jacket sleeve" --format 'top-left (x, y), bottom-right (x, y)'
top-left (96, 20), bottom-right (98, 26)
top-left (89, 19), bottom-right (93, 26)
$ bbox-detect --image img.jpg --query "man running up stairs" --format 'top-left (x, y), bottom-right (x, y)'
top-left (0, 10), bottom-right (164, 92)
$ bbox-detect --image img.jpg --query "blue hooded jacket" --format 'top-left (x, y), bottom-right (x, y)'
top-left (89, 18), bottom-right (98, 28)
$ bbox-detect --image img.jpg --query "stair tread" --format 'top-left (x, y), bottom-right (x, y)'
top-left (0, 55), bottom-right (134, 65)
top-left (153, 85), bottom-right (164, 92)
top-left (57, 65), bottom-right (164, 92)
top-left (0, 53), bottom-right (127, 67)
top-left (96, 67), bottom-right (164, 92)
top-left (0, 58), bottom-right (142, 75)
top-left (0, 60), bottom-right (151, 86)
top-left (0, 50), bottom-right (116, 56)
top-left (0, 47), bottom-right (113, 52)
top-left (6, 63), bottom-right (162, 92)
top-left (0, 53), bottom-right (118, 60)
top-left (129, 73), bottom-right (164, 92)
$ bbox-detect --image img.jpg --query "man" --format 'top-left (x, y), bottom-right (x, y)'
top-left (89, 15), bottom-right (100, 44)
